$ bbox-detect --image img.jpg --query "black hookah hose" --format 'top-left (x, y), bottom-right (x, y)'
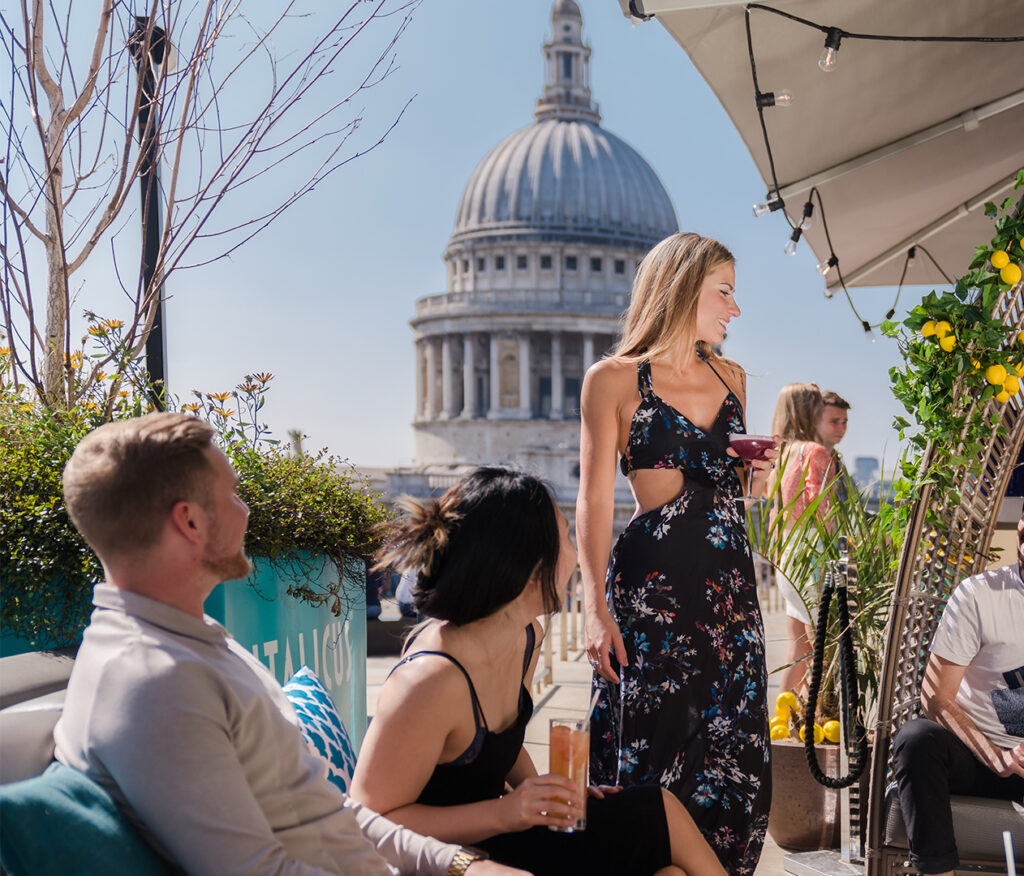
top-left (803, 565), bottom-right (868, 788)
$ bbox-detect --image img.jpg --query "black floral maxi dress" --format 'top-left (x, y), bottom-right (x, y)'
top-left (589, 357), bottom-right (770, 875)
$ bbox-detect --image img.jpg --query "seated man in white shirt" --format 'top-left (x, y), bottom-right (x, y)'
top-left (54, 412), bottom-right (526, 876)
top-left (892, 512), bottom-right (1024, 875)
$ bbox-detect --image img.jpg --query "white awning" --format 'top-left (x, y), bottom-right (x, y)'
top-left (618, 0), bottom-right (1024, 290)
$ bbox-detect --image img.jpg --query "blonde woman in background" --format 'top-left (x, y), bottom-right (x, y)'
top-left (577, 232), bottom-right (776, 875)
top-left (768, 383), bottom-right (834, 697)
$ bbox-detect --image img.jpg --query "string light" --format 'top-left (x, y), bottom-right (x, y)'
top-left (739, 3), bottom-right (1022, 334)
top-left (818, 28), bottom-right (843, 72)
top-left (755, 90), bottom-right (794, 108)
top-left (817, 255), bottom-right (839, 276)
top-left (752, 196), bottom-right (785, 218)
top-left (799, 200), bottom-right (814, 230)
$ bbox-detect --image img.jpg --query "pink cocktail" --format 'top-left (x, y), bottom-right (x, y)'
top-left (729, 434), bottom-right (775, 461)
top-left (729, 433), bottom-right (774, 502)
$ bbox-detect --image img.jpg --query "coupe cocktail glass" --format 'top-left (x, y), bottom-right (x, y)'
top-left (729, 433), bottom-right (774, 503)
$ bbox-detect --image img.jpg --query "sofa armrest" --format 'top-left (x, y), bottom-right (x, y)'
top-left (0, 649), bottom-right (75, 710)
top-left (0, 689), bottom-right (64, 784)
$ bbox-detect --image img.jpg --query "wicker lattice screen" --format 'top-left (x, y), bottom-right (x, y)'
top-left (865, 281), bottom-right (1024, 874)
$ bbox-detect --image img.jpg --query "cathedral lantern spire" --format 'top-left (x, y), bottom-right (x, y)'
top-left (534, 0), bottom-right (601, 124)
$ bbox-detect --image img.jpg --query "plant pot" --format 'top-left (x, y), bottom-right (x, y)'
top-left (767, 739), bottom-right (842, 851)
top-left (205, 553), bottom-right (367, 751)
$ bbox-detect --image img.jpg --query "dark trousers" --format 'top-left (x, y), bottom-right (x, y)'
top-left (892, 718), bottom-right (1024, 874)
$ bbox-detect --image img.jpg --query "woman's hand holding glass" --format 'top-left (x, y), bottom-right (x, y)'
top-left (499, 774), bottom-right (583, 832)
top-left (725, 435), bottom-right (780, 503)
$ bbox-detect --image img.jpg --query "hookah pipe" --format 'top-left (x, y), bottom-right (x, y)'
top-left (803, 536), bottom-right (868, 788)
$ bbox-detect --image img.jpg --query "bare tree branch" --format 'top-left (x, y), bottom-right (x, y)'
top-left (2, 0), bottom-right (420, 406)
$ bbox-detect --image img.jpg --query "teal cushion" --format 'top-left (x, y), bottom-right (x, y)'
top-left (284, 666), bottom-right (357, 793)
top-left (0, 762), bottom-right (170, 875)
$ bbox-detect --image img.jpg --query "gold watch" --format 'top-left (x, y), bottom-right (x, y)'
top-left (447, 846), bottom-right (487, 875)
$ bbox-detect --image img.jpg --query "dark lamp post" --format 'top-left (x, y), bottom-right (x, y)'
top-left (128, 17), bottom-right (168, 409)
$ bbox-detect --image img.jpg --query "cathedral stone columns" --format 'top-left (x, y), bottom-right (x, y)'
top-left (488, 333), bottom-right (501, 418)
top-left (441, 336), bottom-right (458, 419)
top-left (424, 338), bottom-right (437, 419)
top-left (461, 334), bottom-right (476, 418)
top-left (519, 332), bottom-right (532, 418)
top-left (415, 339), bottom-right (425, 421)
top-left (582, 332), bottom-right (595, 372)
top-left (550, 330), bottom-right (564, 420)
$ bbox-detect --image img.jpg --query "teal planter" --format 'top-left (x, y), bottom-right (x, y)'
top-left (205, 555), bottom-right (367, 752)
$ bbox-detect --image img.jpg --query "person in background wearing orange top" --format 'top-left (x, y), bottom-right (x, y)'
top-left (769, 383), bottom-right (834, 697)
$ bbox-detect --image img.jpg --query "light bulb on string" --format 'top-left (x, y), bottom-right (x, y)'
top-left (784, 226), bottom-right (802, 256)
top-left (755, 90), bottom-right (794, 108)
top-left (817, 255), bottom-right (838, 276)
top-left (799, 200), bottom-right (814, 230)
top-left (862, 320), bottom-right (876, 343)
top-left (907, 246), bottom-right (917, 269)
top-left (753, 196), bottom-right (785, 218)
top-left (818, 28), bottom-right (843, 72)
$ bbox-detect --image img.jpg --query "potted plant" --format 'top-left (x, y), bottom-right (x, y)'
top-left (749, 175), bottom-right (1024, 852)
top-left (0, 357), bottom-right (387, 743)
top-left (748, 460), bottom-right (900, 850)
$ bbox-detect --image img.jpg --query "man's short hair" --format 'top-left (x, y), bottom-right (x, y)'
top-left (821, 391), bottom-right (850, 410)
top-left (63, 413), bottom-right (216, 559)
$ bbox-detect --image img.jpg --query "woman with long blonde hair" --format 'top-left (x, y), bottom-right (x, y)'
top-left (768, 382), bottom-right (833, 697)
top-left (578, 232), bottom-right (776, 875)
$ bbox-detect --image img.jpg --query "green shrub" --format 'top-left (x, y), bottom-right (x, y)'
top-left (0, 399), bottom-right (104, 649)
top-left (0, 385), bottom-right (388, 650)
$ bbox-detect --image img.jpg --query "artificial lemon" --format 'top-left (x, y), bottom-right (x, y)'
top-left (799, 723), bottom-right (825, 745)
top-left (986, 364), bottom-right (1008, 386)
top-left (1004, 375), bottom-right (1020, 396)
top-left (1002, 263), bottom-right (1023, 286)
top-left (770, 715), bottom-right (788, 729)
top-left (991, 250), bottom-right (1010, 269)
top-left (775, 691), bottom-right (799, 719)
top-left (996, 390), bottom-right (1011, 403)
top-left (770, 724), bottom-right (789, 741)
top-left (971, 357), bottom-right (981, 373)
top-left (934, 320), bottom-right (952, 339)
top-left (920, 320), bottom-right (937, 338)
top-left (938, 334), bottom-right (956, 352)
top-left (823, 720), bottom-right (841, 743)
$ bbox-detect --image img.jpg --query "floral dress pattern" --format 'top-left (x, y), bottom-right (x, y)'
top-left (589, 357), bottom-right (770, 875)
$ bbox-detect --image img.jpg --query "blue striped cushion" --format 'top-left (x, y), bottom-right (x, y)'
top-left (283, 667), bottom-right (357, 793)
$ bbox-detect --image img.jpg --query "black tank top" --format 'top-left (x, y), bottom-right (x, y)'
top-left (389, 624), bottom-right (536, 807)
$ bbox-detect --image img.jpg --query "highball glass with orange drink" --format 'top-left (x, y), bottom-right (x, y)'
top-left (548, 717), bottom-right (588, 832)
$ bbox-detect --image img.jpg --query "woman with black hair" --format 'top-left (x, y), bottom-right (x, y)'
top-left (349, 467), bottom-right (725, 876)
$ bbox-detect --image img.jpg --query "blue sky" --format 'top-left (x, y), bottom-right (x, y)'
top-left (94, 0), bottom-right (915, 468)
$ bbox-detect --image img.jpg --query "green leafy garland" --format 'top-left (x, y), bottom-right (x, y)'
top-left (883, 170), bottom-right (1024, 520)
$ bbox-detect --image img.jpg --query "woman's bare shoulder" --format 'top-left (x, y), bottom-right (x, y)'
top-left (712, 356), bottom-right (747, 400)
top-left (585, 357), bottom-right (637, 392)
top-left (714, 356), bottom-right (746, 383)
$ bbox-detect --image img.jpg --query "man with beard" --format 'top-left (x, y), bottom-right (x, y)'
top-left (892, 511), bottom-right (1024, 876)
top-left (54, 413), bottom-right (523, 876)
